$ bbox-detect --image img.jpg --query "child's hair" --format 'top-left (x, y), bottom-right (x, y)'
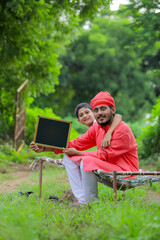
top-left (74, 103), bottom-right (92, 119)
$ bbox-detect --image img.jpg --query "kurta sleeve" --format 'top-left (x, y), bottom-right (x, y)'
top-left (68, 125), bottom-right (97, 151)
top-left (54, 124), bottom-right (97, 154)
top-left (54, 148), bottom-right (63, 154)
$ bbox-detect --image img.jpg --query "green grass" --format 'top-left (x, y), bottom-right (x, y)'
top-left (0, 165), bottom-right (160, 240)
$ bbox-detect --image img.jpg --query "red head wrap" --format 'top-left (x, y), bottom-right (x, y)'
top-left (90, 91), bottom-right (115, 110)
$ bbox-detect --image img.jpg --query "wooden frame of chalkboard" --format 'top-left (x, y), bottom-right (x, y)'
top-left (34, 116), bottom-right (72, 149)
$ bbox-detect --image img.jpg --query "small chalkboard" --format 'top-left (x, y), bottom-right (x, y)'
top-left (34, 116), bottom-right (72, 149)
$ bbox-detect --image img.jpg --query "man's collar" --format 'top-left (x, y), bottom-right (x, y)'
top-left (100, 125), bottom-right (110, 131)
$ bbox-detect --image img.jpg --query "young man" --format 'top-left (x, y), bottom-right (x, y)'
top-left (31, 92), bottom-right (139, 205)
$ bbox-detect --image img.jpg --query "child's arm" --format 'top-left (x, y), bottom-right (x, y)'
top-left (30, 141), bottom-right (54, 153)
top-left (62, 148), bottom-right (83, 156)
top-left (101, 114), bottom-right (122, 149)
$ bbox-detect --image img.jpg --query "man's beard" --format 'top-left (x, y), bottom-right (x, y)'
top-left (97, 112), bottom-right (113, 126)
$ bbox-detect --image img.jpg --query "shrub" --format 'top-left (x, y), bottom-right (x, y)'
top-left (64, 115), bottom-right (88, 135)
top-left (137, 96), bottom-right (160, 164)
top-left (0, 143), bottom-right (32, 170)
top-left (127, 120), bottom-right (147, 139)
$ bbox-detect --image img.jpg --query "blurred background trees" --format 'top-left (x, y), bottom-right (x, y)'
top-left (34, 1), bottom-right (160, 123)
top-left (0, 0), bottom-right (110, 137)
top-left (39, 12), bottom-right (155, 121)
top-left (0, 0), bottom-right (159, 164)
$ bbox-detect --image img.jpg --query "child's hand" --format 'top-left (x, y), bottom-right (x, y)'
top-left (30, 141), bottom-right (44, 153)
top-left (101, 132), bottom-right (111, 150)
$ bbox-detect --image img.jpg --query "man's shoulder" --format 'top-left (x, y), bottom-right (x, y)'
top-left (117, 121), bottom-right (129, 128)
top-left (115, 121), bottom-right (132, 133)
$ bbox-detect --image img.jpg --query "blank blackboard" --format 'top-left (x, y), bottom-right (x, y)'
top-left (34, 116), bottom-right (72, 149)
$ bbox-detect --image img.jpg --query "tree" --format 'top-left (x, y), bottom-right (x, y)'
top-left (0, 0), bottom-right (110, 138)
top-left (138, 96), bottom-right (160, 163)
top-left (125, 0), bottom-right (160, 51)
top-left (123, 0), bottom-right (160, 96)
top-left (47, 12), bottom-right (155, 121)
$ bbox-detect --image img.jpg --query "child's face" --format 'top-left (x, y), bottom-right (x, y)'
top-left (78, 107), bottom-right (94, 128)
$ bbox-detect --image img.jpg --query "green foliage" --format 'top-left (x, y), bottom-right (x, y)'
top-left (147, 68), bottom-right (160, 97)
top-left (0, 0), bottom-right (110, 139)
top-left (138, 96), bottom-right (160, 163)
top-left (126, 0), bottom-right (160, 53)
top-left (0, 142), bottom-right (37, 171)
top-left (125, 1), bottom-right (160, 97)
top-left (45, 12), bottom-right (155, 121)
top-left (25, 107), bottom-right (79, 145)
top-left (64, 116), bottom-right (88, 135)
top-left (127, 120), bottom-right (147, 139)
top-left (0, 0), bottom-right (59, 137)
top-left (0, 166), bottom-right (160, 240)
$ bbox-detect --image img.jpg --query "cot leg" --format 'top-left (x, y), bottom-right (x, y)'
top-left (39, 160), bottom-right (43, 198)
top-left (113, 171), bottom-right (117, 202)
top-left (149, 180), bottom-right (152, 188)
top-left (122, 190), bottom-right (125, 200)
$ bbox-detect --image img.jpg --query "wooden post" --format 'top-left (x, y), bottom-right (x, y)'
top-left (113, 171), bottom-right (117, 202)
top-left (13, 80), bottom-right (28, 151)
top-left (39, 160), bottom-right (43, 198)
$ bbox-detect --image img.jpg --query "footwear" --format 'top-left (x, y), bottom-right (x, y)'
top-left (49, 195), bottom-right (59, 202)
top-left (18, 191), bottom-right (34, 197)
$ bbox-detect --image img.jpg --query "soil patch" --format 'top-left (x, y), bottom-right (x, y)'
top-left (0, 162), bottom-right (66, 195)
top-left (145, 190), bottom-right (160, 203)
top-left (61, 189), bottom-right (77, 203)
top-left (0, 170), bottom-right (34, 194)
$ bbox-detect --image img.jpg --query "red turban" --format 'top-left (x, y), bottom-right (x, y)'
top-left (90, 91), bottom-right (115, 110)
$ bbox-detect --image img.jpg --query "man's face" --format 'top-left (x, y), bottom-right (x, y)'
top-left (93, 105), bottom-right (116, 126)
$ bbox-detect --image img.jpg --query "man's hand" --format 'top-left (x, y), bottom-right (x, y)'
top-left (100, 132), bottom-right (111, 150)
top-left (62, 148), bottom-right (83, 157)
top-left (30, 141), bottom-right (44, 153)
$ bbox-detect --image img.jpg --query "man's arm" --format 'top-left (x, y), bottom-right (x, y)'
top-left (68, 124), bottom-right (97, 150)
top-left (101, 114), bottom-right (122, 149)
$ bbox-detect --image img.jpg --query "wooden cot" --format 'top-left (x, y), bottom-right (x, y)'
top-left (30, 157), bottom-right (160, 201)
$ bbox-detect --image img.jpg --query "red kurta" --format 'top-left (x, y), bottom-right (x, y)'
top-left (55, 121), bottom-right (139, 172)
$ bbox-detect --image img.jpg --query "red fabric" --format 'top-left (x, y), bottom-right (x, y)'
top-left (67, 121), bottom-right (139, 172)
top-left (90, 91), bottom-right (115, 110)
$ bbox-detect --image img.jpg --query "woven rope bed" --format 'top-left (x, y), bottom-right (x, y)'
top-left (95, 169), bottom-right (160, 201)
top-left (94, 169), bottom-right (160, 190)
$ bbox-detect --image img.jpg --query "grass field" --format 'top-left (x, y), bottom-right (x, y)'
top-left (0, 164), bottom-right (160, 240)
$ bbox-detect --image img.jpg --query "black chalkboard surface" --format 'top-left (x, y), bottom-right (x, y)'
top-left (34, 116), bottom-right (72, 149)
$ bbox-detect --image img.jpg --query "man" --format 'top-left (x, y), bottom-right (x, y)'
top-left (31, 91), bottom-right (139, 205)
